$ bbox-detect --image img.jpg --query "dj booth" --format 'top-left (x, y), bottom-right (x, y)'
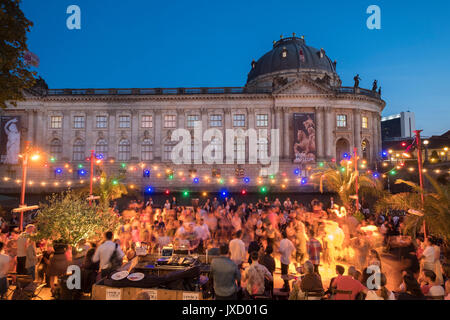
top-left (91, 248), bottom-right (214, 300)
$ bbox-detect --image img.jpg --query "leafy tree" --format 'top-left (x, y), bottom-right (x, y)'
top-left (0, 0), bottom-right (36, 108)
top-left (32, 190), bottom-right (121, 247)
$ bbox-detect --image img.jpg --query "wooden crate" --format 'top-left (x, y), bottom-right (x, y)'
top-left (177, 290), bottom-right (202, 300)
top-left (92, 285), bottom-right (123, 300)
top-left (92, 285), bottom-right (202, 300)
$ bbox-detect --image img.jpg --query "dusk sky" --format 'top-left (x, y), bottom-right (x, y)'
top-left (21, 0), bottom-right (450, 136)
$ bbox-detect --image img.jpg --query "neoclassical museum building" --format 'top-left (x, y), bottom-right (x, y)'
top-left (0, 35), bottom-right (385, 193)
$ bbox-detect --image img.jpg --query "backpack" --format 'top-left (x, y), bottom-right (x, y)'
top-left (108, 243), bottom-right (122, 272)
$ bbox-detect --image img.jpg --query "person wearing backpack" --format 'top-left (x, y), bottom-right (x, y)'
top-left (93, 231), bottom-right (124, 278)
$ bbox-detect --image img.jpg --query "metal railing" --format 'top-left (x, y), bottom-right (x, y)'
top-left (47, 87), bottom-right (272, 96)
top-left (46, 86), bottom-right (381, 99)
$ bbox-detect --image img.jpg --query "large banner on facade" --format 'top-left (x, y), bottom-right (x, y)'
top-left (293, 113), bottom-right (316, 164)
top-left (0, 116), bottom-right (21, 164)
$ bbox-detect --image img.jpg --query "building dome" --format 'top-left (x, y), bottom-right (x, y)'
top-left (247, 35), bottom-right (337, 84)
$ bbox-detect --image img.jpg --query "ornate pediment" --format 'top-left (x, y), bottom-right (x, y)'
top-left (273, 75), bottom-right (332, 95)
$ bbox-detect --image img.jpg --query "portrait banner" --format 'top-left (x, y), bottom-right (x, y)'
top-left (0, 116), bottom-right (21, 164)
top-left (293, 113), bottom-right (316, 164)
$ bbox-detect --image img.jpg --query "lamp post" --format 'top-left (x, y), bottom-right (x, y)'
top-left (18, 141), bottom-right (40, 231)
top-left (414, 130), bottom-right (426, 238)
top-left (89, 150), bottom-right (94, 205)
top-left (354, 147), bottom-right (359, 210)
top-left (423, 139), bottom-right (429, 164)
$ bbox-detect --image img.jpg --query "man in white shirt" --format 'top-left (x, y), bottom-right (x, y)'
top-left (194, 218), bottom-right (210, 253)
top-left (229, 230), bottom-right (246, 268)
top-left (421, 238), bottom-right (436, 271)
top-left (279, 231), bottom-right (296, 291)
top-left (0, 242), bottom-right (11, 299)
top-left (16, 224), bottom-right (35, 275)
top-left (93, 231), bottom-right (125, 278)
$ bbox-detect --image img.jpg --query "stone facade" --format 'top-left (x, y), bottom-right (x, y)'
top-left (0, 36), bottom-right (386, 193)
top-left (0, 75), bottom-right (385, 193)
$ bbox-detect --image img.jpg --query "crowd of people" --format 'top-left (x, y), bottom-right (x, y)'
top-left (0, 194), bottom-right (448, 300)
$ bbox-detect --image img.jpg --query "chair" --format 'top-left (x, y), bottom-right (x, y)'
top-left (273, 288), bottom-right (290, 300)
top-left (331, 289), bottom-right (353, 300)
top-left (304, 290), bottom-right (324, 300)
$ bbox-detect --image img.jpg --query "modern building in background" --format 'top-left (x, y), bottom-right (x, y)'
top-left (381, 111), bottom-right (415, 141)
top-left (0, 35), bottom-right (385, 193)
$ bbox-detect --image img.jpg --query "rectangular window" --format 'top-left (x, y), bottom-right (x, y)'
top-left (96, 115), bottom-right (108, 128)
top-left (210, 114), bottom-right (222, 127)
top-left (256, 114), bottom-right (268, 127)
top-left (73, 116), bottom-right (85, 129)
top-left (50, 116), bottom-right (62, 129)
top-left (119, 115), bottom-right (131, 128)
top-left (336, 114), bottom-right (347, 128)
top-left (362, 116), bottom-right (368, 129)
top-left (233, 114), bottom-right (246, 127)
top-left (164, 115), bottom-right (176, 128)
top-left (187, 115), bottom-right (200, 128)
top-left (141, 115), bottom-right (153, 128)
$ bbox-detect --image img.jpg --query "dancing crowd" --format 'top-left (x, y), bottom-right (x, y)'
top-left (0, 194), bottom-right (449, 300)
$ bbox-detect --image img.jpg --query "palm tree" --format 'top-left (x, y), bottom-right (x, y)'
top-left (375, 174), bottom-right (450, 242)
top-left (311, 161), bottom-right (385, 215)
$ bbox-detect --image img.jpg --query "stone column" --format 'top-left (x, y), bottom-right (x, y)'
top-left (153, 109), bottom-right (162, 161)
top-left (275, 107), bottom-right (283, 158)
top-left (177, 109), bottom-right (185, 129)
top-left (108, 110), bottom-right (116, 160)
top-left (377, 113), bottom-right (382, 158)
top-left (283, 107), bottom-right (290, 160)
top-left (201, 108), bottom-right (208, 155)
top-left (324, 107), bottom-right (334, 160)
top-left (315, 107), bottom-right (325, 160)
top-left (248, 108), bottom-right (255, 130)
top-left (224, 108), bottom-right (231, 163)
top-left (62, 110), bottom-right (71, 160)
top-left (372, 112), bottom-right (380, 163)
top-left (85, 110), bottom-right (94, 151)
top-left (353, 109), bottom-right (362, 158)
top-left (27, 110), bottom-right (35, 144)
top-left (131, 110), bottom-right (139, 161)
top-left (247, 108), bottom-right (255, 163)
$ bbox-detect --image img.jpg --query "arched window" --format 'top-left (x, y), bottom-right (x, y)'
top-left (163, 140), bottom-right (176, 161)
top-left (141, 138), bottom-right (153, 161)
top-left (50, 139), bottom-right (62, 157)
top-left (362, 139), bottom-right (370, 161)
top-left (335, 138), bottom-right (350, 160)
top-left (191, 138), bottom-right (201, 162)
top-left (210, 137), bottom-right (223, 159)
top-left (258, 137), bottom-right (269, 162)
top-left (96, 139), bottom-right (108, 159)
top-left (118, 139), bottom-right (130, 161)
top-left (233, 137), bottom-right (246, 162)
top-left (72, 139), bottom-right (85, 161)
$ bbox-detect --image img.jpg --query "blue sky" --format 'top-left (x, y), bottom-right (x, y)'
top-left (21, 0), bottom-right (450, 136)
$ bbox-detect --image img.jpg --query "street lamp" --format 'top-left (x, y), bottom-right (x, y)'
top-left (423, 139), bottom-right (429, 164)
top-left (17, 141), bottom-right (41, 231)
